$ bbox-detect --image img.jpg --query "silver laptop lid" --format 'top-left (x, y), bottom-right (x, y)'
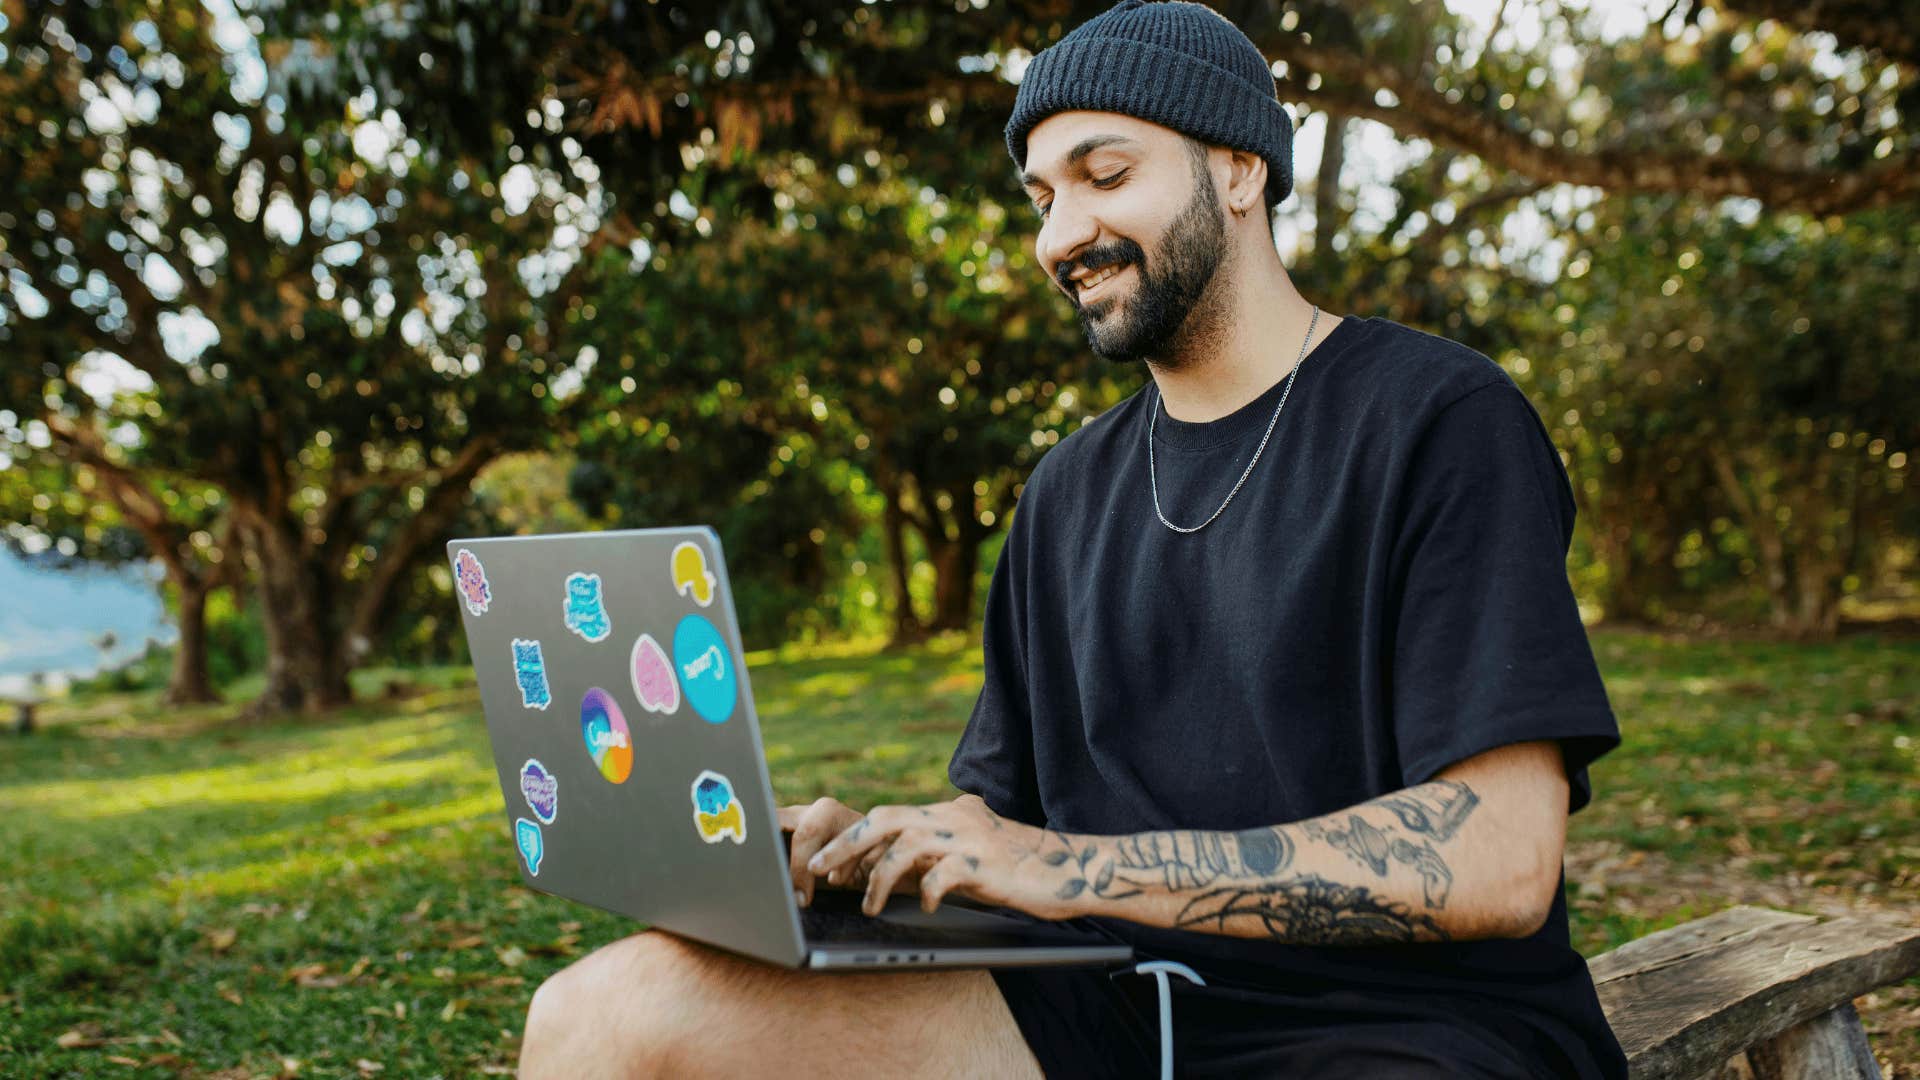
top-left (447, 526), bottom-right (806, 967)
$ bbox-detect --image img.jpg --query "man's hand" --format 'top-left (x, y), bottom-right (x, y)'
top-left (778, 797), bottom-right (868, 907)
top-left (807, 794), bottom-right (1086, 919)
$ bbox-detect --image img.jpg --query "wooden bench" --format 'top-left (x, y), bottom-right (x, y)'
top-left (1593, 905), bottom-right (1920, 1079)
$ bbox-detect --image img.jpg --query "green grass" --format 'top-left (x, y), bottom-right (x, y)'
top-left (1, 629), bottom-right (1915, 1076)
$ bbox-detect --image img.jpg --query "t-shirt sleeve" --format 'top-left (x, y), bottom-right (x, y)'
top-left (947, 490), bottom-right (1046, 828)
top-left (1388, 380), bottom-right (1620, 813)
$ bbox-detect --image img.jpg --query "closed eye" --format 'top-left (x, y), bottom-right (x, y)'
top-left (1035, 170), bottom-right (1129, 220)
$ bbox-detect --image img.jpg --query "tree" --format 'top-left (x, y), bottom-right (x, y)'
top-left (3, 0), bottom-right (618, 710)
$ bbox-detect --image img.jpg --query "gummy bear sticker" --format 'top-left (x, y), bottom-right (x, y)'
top-left (511, 638), bottom-right (552, 710)
top-left (673, 613), bottom-right (737, 725)
top-left (453, 548), bottom-right (491, 616)
top-left (519, 758), bottom-right (558, 824)
top-left (670, 541), bottom-right (716, 607)
top-left (562, 571), bottom-right (612, 643)
top-left (690, 769), bottom-right (746, 845)
top-left (580, 687), bottom-right (633, 784)
top-left (629, 633), bottom-right (680, 715)
top-left (515, 817), bottom-right (544, 876)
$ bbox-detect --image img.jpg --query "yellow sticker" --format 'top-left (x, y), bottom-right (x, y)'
top-left (670, 541), bottom-right (717, 607)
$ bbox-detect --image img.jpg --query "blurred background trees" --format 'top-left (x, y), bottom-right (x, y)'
top-left (3, 0), bottom-right (1913, 712)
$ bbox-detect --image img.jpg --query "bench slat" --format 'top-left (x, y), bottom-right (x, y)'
top-left (1592, 907), bottom-right (1920, 1079)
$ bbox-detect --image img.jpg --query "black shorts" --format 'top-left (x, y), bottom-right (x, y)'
top-left (989, 963), bottom-right (1547, 1079)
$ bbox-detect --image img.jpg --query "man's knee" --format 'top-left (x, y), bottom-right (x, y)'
top-left (522, 931), bottom-right (698, 1077)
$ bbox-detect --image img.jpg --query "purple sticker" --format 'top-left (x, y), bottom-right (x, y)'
top-left (519, 758), bottom-right (558, 824)
top-left (453, 548), bottom-right (491, 615)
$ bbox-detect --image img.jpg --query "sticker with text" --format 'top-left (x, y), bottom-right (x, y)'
top-left (453, 548), bottom-right (491, 615)
top-left (629, 633), bottom-right (680, 715)
top-left (515, 817), bottom-right (544, 876)
top-left (670, 541), bottom-right (717, 607)
top-left (690, 769), bottom-right (746, 845)
top-left (562, 571), bottom-right (612, 643)
top-left (519, 758), bottom-right (558, 824)
top-left (511, 638), bottom-right (552, 710)
top-left (580, 687), bottom-right (633, 784)
top-left (673, 613), bottom-right (737, 724)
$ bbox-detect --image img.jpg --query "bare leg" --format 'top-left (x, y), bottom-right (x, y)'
top-left (520, 929), bottom-right (1045, 1079)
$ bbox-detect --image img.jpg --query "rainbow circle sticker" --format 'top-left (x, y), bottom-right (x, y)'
top-left (673, 614), bottom-right (737, 724)
top-left (580, 687), bottom-right (633, 784)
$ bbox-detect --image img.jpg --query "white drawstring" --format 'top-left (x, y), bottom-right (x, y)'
top-left (1130, 959), bottom-right (1206, 1080)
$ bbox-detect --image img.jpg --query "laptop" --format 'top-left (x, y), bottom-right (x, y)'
top-left (445, 525), bottom-right (1132, 970)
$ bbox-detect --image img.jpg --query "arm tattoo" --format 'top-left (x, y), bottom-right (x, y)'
top-left (1373, 781), bottom-right (1478, 842)
top-left (1173, 875), bottom-right (1449, 944)
top-left (1111, 828), bottom-right (1292, 889)
top-left (1303, 816), bottom-right (1456, 909)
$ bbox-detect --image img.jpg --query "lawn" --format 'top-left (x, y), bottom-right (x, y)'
top-left (1, 629), bottom-right (1915, 1077)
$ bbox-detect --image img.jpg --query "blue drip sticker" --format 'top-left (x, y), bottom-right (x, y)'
top-left (515, 817), bottom-right (544, 876)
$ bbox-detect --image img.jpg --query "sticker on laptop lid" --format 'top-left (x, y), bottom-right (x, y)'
top-left (673, 613), bottom-right (737, 724)
top-left (690, 769), bottom-right (746, 845)
top-left (511, 639), bottom-right (553, 710)
top-left (670, 541), bottom-right (717, 607)
top-left (562, 571), bottom-right (612, 643)
top-left (519, 758), bottom-right (558, 824)
top-left (453, 548), bottom-right (491, 615)
top-left (580, 687), bottom-right (633, 784)
top-left (515, 817), bottom-right (544, 876)
top-left (630, 633), bottom-right (680, 715)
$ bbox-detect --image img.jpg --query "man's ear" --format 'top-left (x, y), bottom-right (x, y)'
top-left (1226, 147), bottom-right (1268, 217)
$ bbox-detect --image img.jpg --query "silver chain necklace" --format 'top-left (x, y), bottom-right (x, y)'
top-left (1149, 305), bottom-right (1320, 534)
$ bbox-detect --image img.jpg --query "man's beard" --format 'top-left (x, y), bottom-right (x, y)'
top-left (1064, 156), bottom-right (1228, 369)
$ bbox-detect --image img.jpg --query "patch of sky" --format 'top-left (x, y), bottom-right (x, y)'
top-left (0, 548), bottom-right (173, 696)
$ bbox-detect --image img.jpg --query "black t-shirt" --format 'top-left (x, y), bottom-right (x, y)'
top-left (949, 314), bottom-right (1627, 1079)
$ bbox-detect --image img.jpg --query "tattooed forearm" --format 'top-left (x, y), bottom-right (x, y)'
top-left (1173, 875), bottom-right (1450, 944)
top-left (1050, 780), bottom-right (1488, 944)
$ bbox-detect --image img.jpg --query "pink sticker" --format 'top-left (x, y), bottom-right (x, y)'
top-left (630, 633), bottom-right (680, 714)
top-left (453, 548), bottom-right (491, 615)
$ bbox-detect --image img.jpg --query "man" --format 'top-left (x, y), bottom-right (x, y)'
top-left (520, 1), bottom-right (1626, 1076)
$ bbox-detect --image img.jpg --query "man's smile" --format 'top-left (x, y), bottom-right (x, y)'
top-left (1077, 264), bottom-right (1131, 304)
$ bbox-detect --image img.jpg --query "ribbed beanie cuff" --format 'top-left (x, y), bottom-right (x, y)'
top-left (1005, 0), bottom-right (1295, 207)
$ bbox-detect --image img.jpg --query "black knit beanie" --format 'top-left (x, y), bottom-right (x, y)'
top-left (1005, 0), bottom-right (1294, 208)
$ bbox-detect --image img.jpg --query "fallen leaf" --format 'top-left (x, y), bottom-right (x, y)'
top-left (495, 945), bottom-right (527, 969)
top-left (285, 963), bottom-right (328, 985)
top-left (356, 1060), bottom-right (385, 1075)
top-left (205, 927), bottom-right (239, 953)
top-left (57, 1028), bottom-right (108, 1049)
top-left (107, 1056), bottom-right (142, 1067)
top-left (219, 986), bottom-right (245, 1006)
top-left (446, 935), bottom-right (486, 951)
top-left (159, 1029), bottom-right (183, 1047)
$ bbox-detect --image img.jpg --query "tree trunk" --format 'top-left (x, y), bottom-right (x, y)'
top-left (249, 518), bottom-right (353, 713)
top-left (925, 530), bottom-right (983, 633)
top-left (875, 472), bottom-right (926, 646)
top-left (1313, 111), bottom-right (1349, 256)
top-left (162, 576), bottom-right (221, 706)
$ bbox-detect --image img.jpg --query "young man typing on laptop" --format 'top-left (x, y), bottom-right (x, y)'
top-left (519, 3), bottom-right (1624, 1076)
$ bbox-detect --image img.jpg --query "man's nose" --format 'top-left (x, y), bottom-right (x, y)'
top-left (1035, 197), bottom-right (1100, 296)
